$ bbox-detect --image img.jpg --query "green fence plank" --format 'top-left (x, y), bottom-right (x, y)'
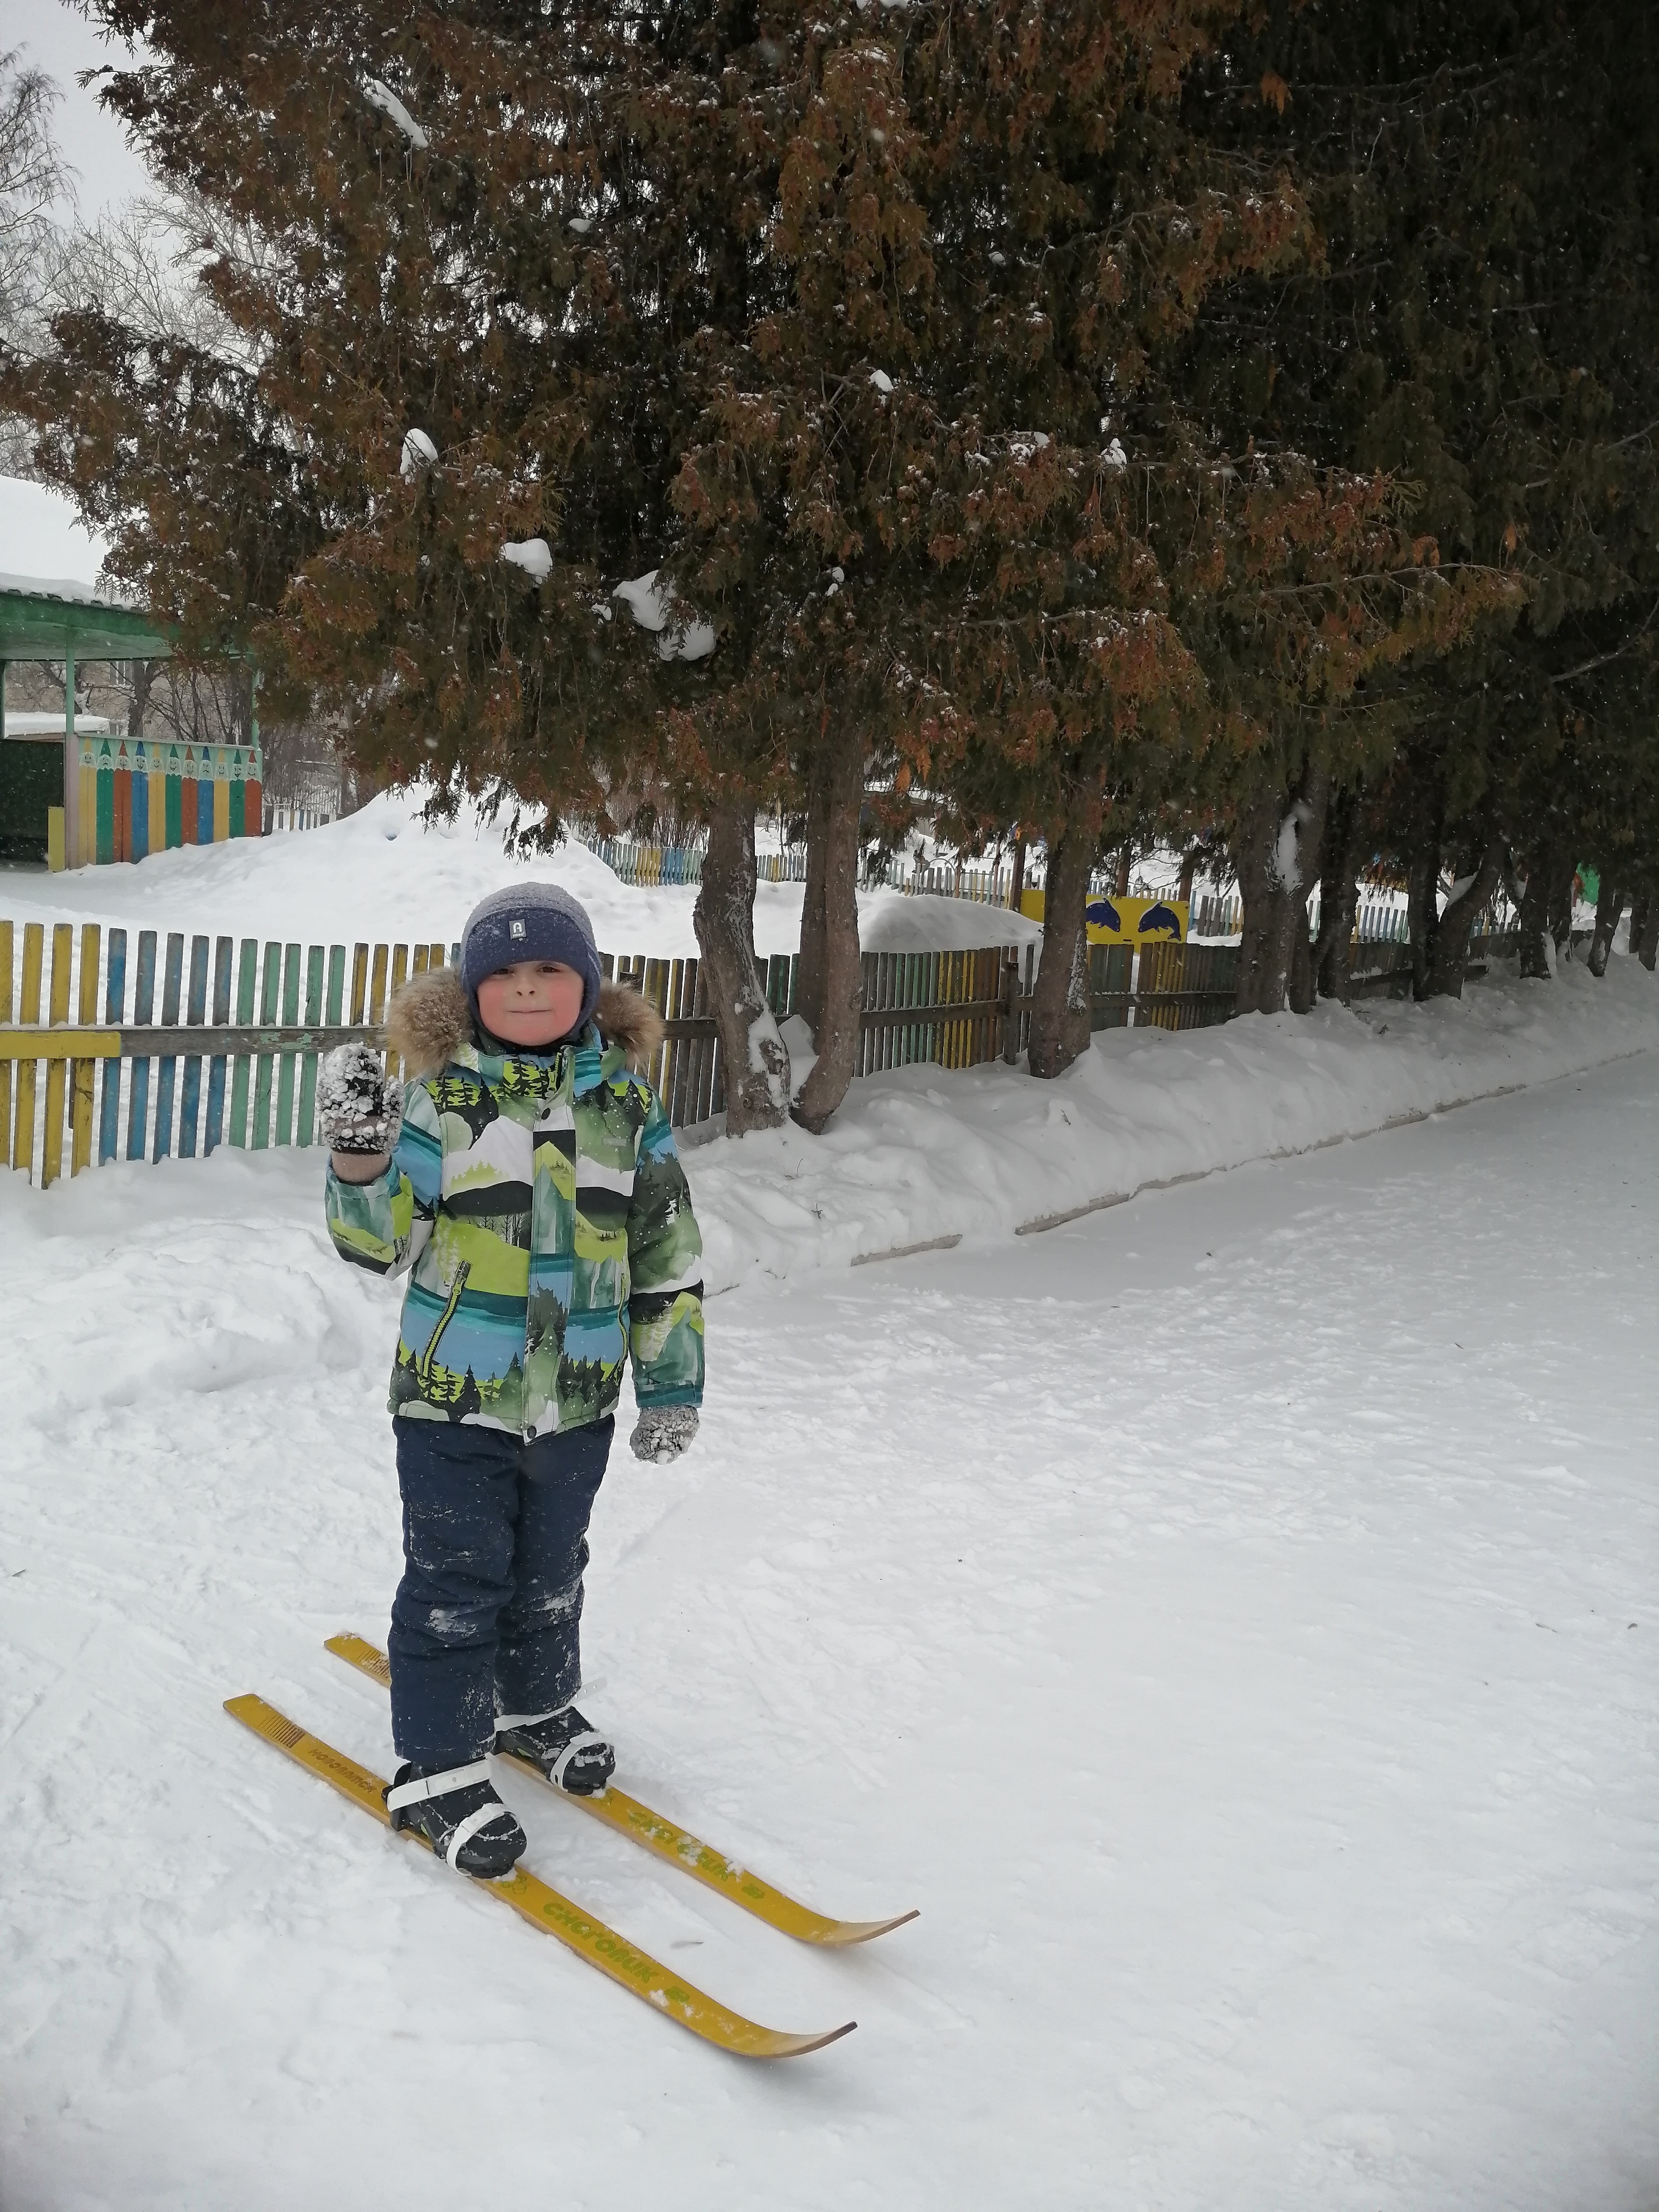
top-left (251, 941), bottom-right (280, 1149)
top-left (274, 942), bottom-right (301, 1144)
top-left (229, 938), bottom-right (258, 1146)
top-left (296, 944), bottom-right (326, 1145)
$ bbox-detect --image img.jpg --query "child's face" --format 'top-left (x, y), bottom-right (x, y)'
top-left (476, 959), bottom-right (586, 1048)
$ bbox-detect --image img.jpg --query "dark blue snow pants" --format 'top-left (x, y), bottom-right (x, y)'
top-left (388, 1416), bottom-right (613, 1770)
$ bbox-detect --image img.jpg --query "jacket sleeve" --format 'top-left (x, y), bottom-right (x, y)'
top-left (625, 1085), bottom-right (705, 1406)
top-left (324, 1080), bottom-right (442, 1279)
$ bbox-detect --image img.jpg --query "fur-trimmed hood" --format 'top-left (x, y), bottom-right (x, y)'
top-left (385, 965), bottom-right (664, 1081)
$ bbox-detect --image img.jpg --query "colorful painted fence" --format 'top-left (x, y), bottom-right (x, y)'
top-left (75, 733), bottom-right (263, 866)
top-left (1, 921), bottom-right (1253, 1186)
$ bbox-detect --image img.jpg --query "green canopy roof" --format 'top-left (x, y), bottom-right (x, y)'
top-left (0, 581), bottom-right (174, 661)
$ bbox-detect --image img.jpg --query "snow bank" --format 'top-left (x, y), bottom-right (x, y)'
top-left (688, 958), bottom-right (1659, 1292)
top-left (0, 789), bottom-right (1041, 959)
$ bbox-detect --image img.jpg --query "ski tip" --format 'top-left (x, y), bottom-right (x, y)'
top-left (812, 1908), bottom-right (920, 1947)
top-left (766, 2019), bottom-right (857, 2058)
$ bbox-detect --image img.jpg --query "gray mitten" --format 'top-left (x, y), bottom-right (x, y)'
top-left (629, 1404), bottom-right (699, 1464)
top-left (318, 1042), bottom-right (403, 1153)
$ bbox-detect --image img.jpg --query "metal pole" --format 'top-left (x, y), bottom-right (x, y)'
top-left (62, 647), bottom-right (77, 867)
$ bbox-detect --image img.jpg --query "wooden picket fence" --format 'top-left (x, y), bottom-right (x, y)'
top-left (0, 920), bottom-right (1242, 1187)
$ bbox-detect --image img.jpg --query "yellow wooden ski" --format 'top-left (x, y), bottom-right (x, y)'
top-left (225, 1694), bottom-right (854, 2060)
top-left (325, 1632), bottom-right (919, 1949)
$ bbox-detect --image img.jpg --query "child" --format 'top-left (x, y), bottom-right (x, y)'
top-left (318, 882), bottom-right (705, 1876)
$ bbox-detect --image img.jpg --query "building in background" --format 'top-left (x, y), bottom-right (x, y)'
top-left (0, 579), bottom-right (263, 866)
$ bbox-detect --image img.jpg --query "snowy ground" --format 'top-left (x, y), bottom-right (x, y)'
top-left (0, 788), bottom-right (1044, 961)
top-left (2, 1037), bottom-right (1655, 2209)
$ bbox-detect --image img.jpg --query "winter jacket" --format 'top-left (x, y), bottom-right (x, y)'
top-left (324, 968), bottom-right (704, 1437)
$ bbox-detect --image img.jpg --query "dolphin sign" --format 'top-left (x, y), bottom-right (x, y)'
top-left (1137, 901), bottom-right (1184, 940)
top-left (1085, 896), bottom-right (1123, 934)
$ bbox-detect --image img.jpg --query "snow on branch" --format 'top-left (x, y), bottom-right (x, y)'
top-left (614, 570), bottom-right (716, 662)
top-left (363, 79), bottom-right (429, 152)
top-left (400, 427), bottom-right (438, 479)
top-left (502, 537), bottom-right (552, 581)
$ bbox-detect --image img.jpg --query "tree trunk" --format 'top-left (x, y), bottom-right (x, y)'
top-left (1427, 836), bottom-right (1507, 998)
top-left (1177, 843), bottom-right (1200, 909)
top-left (1404, 773), bottom-right (1442, 1000)
top-left (1313, 789), bottom-right (1361, 1003)
top-left (1008, 831), bottom-right (1027, 913)
top-left (1548, 848), bottom-right (1576, 957)
top-left (1234, 756), bottom-right (1330, 1016)
top-left (693, 800), bottom-right (789, 1136)
top-left (1114, 844), bottom-right (1133, 898)
top-left (128, 658), bottom-right (159, 738)
top-left (792, 740), bottom-right (864, 1133)
top-left (1027, 815), bottom-right (1098, 1078)
top-left (1629, 895), bottom-right (1657, 970)
top-left (1515, 842), bottom-right (1555, 978)
top-left (1587, 877), bottom-right (1626, 977)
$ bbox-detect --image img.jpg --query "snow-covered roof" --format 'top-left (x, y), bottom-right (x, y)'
top-left (5, 711), bottom-right (116, 739)
top-left (0, 572), bottom-right (102, 603)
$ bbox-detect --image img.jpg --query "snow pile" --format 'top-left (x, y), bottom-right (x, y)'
top-left (688, 958), bottom-right (1659, 1291)
top-left (0, 788), bottom-right (1041, 959)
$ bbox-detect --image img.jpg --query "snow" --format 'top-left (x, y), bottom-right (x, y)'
top-left (2, 1013), bottom-right (1655, 2207)
top-left (694, 957), bottom-right (1659, 1290)
top-left (0, 789), bottom-right (1043, 961)
top-left (1272, 803), bottom-right (1308, 892)
top-left (400, 428), bottom-right (438, 479)
top-left (6, 712), bottom-right (115, 737)
top-left (501, 537), bottom-right (553, 582)
top-left (869, 369), bottom-right (895, 394)
top-left (613, 570), bottom-right (716, 662)
top-left (362, 77), bottom-right (429, 151)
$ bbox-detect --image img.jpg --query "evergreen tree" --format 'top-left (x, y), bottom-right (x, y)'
top-left (1181, 0), bottom-right (1659, 997)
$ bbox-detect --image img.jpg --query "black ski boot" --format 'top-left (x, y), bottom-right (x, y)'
top-left (494, 1703), bottom-right (615, 1795)
top-left (384, 1758), bottom-right (526, 1876)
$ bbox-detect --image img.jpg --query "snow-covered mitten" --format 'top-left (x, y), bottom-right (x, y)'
top-left (384, 1758), bottom-right (526, 1875)
top-left (629, 1404), bottom-right (699, 1464)
top-left (318, 1042), bottom-right (402, 1153)
top-left (494, 1703), bottom-right (615, 1795)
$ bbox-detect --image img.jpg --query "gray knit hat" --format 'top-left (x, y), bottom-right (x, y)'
top-left (459, 881), bottom-right (604, 1036)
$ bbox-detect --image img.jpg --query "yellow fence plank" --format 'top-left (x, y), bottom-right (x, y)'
top-left (0, 920), bottom-right (11, 1168)
top-left (42, 924), bottom-right (72, 1188)
top-left (12, 924), bottom-right (43, 1177)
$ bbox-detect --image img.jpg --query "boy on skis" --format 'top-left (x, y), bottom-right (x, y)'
top-left (318, 882), bottom-right (704, 1877)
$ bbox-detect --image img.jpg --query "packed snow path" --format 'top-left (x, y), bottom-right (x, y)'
top-left (2, 1056), bottom-right (1655, 2210)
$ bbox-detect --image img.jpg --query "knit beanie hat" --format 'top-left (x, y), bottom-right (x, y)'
top-left (459, 881), bottom-right (604, 1036)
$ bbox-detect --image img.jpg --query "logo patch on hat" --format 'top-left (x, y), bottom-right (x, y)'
top-left (510, 918), bottom-right (526, 939)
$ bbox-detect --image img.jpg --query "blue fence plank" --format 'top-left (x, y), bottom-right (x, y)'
top-left (178, 935), bottom-right (210, 1157)
top-left (152, 932), bottom-right (185, 1161)
top-left (99, 929), bottom-right (127, 1164)
top-left (126, 931), bottom-right (157, 1162)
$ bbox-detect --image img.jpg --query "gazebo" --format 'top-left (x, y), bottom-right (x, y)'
top-left (0, 578), bottom-right (263, 867)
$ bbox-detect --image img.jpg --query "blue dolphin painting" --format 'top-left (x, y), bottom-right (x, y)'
top-left (1085, 896), bottom-right (1123, 933)
top-left (1137, 901), bottom-right (1184, 939)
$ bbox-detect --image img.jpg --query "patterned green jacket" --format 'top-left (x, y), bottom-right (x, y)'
top-left (324, 968), bottom-right (704, 1437)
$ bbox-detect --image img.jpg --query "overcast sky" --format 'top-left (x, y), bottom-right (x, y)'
top-left (16, 2), bottom-right (154, 221)
top-left (2, 8), bottom-right (153, 581)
